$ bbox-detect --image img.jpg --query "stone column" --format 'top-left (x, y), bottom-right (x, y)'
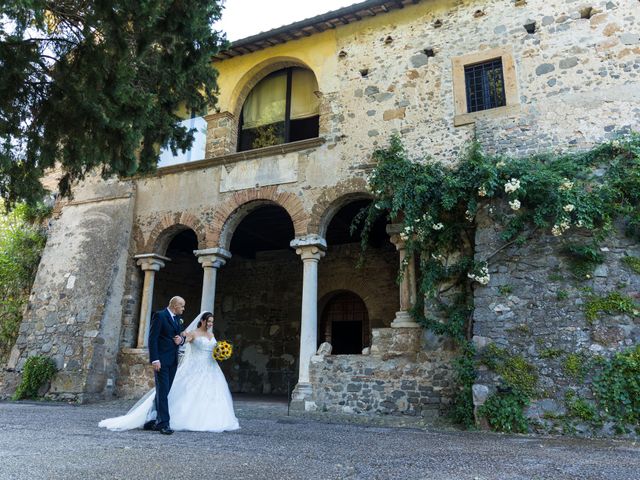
top-left (194, 247), bottom-right (231, 313)
top-left (290, 235), bottom-right (327, 403)
top-left (387, 224), bottom-right (420, 328)
top-left (134, 254), bottom-right (170, 348)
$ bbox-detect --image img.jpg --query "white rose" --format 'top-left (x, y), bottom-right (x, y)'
top-left (509, 199), bottom-right (521, 211)
top-left (563, 204), bottom-right (575, 212)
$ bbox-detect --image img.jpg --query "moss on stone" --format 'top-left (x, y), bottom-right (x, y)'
top-left (584, 292), bottom-right (639, 323)
top-left (621, 255), bottom-right (640, 274)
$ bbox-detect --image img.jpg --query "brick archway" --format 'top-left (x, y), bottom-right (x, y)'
top-left (206, 186), bottom-right (309, 250)
top-left (145, 212), bottom-right (206, 254)
top-left (308, 179), bottom-right (372, 237)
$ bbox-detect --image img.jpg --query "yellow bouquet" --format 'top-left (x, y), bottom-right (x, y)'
top-left (213, 341), bottom-right (233, 361)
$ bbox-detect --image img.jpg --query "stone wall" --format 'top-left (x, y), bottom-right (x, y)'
top-left (310, 328), bottom-right (457, 416)
top-left (2, 179), bottom-right (136, 401)
top-left (213, 244), bottom-right (397, 395)
top-left (473, 207), bottom-right (640, 434)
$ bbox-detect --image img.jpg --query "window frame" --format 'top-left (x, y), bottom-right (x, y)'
top-left (237, 67), bottom-right (319, 152)
top-left (451, 47), bottom-right (520, 127)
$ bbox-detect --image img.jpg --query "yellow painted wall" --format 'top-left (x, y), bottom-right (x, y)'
top-left (211, 0), bottom-right (448, 113)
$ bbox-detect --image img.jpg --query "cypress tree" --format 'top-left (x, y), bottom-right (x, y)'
top-left (0, 0), bottom-right (226, 206)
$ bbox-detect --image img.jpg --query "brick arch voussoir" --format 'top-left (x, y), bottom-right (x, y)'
top-left (308, 178), bottom-right (373, 237)
top-left (205, 187), bottom-right (309, 249)
top-left (145, 212), bottom-right (206, 254)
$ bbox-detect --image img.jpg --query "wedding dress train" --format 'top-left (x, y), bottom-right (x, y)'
top-left (99, 335), bottom-right (239, 432)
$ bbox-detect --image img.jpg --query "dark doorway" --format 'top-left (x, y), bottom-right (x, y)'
top-left (152, 229), bottom-right (202, 324)
top-left (217, 204), bottom-right (300, 395)
top-left (321, 291), bottom-right (369, 354)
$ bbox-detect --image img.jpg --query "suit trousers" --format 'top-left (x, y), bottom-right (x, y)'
top-left (154, 361), bottom-right (178, 428)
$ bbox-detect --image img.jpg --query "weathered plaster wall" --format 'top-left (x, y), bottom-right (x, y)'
top-left (3, 178), bottom-right (136, 401)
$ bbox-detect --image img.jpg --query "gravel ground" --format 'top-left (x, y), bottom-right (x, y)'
top-left (1, 396), bottom-right (638, 480)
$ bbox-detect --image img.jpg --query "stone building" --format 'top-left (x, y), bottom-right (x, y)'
top-left (2, 0), bottom-right (639, 424)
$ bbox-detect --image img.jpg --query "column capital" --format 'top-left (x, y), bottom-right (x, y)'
top-left (134, 253), bottom-right (170, 271)
top-left (194, 247), bottom-right (231, 268)
top-left (290, 235), bottom-right (327, 261)
top-left (386, 224), bottom-right (407, 250)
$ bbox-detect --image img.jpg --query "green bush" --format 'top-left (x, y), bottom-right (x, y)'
top-left (12, 355), bottom-right (57, 400)
top-left (593, 345), bottom-right (640, 427)
top-left (0, 204), bottom-right (47, 360)
top-left (479, 392), bottom-right (529, 433)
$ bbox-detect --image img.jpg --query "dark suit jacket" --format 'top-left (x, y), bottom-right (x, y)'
top-left (148, 309), bottom-right (182, 367)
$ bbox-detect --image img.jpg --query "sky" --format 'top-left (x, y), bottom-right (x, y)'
top-left (214, 0), bottom-right (360, 41)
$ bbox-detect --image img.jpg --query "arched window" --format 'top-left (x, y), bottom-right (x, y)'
top-left (238, 67), bottom-right (320, 151)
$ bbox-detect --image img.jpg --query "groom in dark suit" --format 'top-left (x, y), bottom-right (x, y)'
top-left (145, 296), bottom-right (186, 434)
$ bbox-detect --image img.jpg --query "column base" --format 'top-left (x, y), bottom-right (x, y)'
top-left (390, 311), bottom-right (420, 328)
top-left (290, 382), bottom-right (316, 412)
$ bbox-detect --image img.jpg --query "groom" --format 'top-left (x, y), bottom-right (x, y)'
top-left (145, 296), bottom-right (186, 435)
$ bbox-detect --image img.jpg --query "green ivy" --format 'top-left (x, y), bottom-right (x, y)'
top-left (592, 345), bottom-right (640, 428)
top-left (478, 392), bottom-right (529, 433)
top-left (560, 242), bottom-right (604, 279)
top-left (481, 345), bottom-right (538, 397)
top-left (565, 391), bottom-right (598, 422)
top-left (360, 133), bottom-right (640, 430)
top-left (563, 353), bottom-right (587, 381)
top-left (539, 348), bottom-right (565, 359)
top-left (12, 355), bottom-right (57, 400)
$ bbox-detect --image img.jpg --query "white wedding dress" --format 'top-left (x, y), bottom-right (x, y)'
top-left (99, 335), bottom-right (239, 432)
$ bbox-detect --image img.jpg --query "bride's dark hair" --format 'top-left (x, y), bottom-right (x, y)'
top-left (197, 312), bottom-right (213, 328)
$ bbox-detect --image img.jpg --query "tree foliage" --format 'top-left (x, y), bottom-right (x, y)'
top-left (0, 203), bottom-right (48, 360)
top-left (0, 0), bottom-right (226, 206)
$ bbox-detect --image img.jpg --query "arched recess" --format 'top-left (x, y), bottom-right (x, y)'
top-left (316, 192), bottom-right (374, 239)
top-left (214, 202), bottom-right (300, 395)
top-left (229, 56), bottom-right (318, 123)
top-left (206, 186), bottom-right (308, 249)
top-left (151, 228), bottom-right (203, 323)
top-left (306, 178), bottom-right (371, 236)
top-left (316, 194), bottom-right (398, 330)
top-left (145, 212), bottom-right (206, 254)
top-left (319, 290), bottom-right (370, 355)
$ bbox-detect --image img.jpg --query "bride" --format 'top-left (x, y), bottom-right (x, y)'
top-left (99, 311), bottom-right (239, 432)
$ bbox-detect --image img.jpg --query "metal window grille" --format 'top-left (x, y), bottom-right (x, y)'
top-left (464, 58), bottom-right (506, 113)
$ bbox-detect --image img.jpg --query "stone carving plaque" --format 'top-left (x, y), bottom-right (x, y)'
top-left (219, 155), bottom-right (298, 192)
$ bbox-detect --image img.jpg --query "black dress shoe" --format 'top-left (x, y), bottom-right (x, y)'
top-left (159, 427), bottom-right (174, 435)
top-left (143, 421), bottom-right (157, 431)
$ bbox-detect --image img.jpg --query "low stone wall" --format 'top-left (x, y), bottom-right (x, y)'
top-left (309, 328), bottom-right (456, 417)
top-left (115, 349), bottom-right (155, 399)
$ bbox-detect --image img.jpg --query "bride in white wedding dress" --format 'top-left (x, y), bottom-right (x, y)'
top-left (99, 311), bottom-right (239, 432)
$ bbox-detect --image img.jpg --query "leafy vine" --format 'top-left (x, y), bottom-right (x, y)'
top-left (358, 133), bottom-right (640, 430)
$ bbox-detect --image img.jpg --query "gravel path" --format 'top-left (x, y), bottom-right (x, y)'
top-left (1, 396), bottom-right (638, 480)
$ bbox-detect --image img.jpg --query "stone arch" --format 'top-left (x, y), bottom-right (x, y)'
top-left (229, 56), bottom-right (319, 123)
top-left (308, 179), bottom-right (373, 237)
top-left (145, 212), bottom-right (206, 254)
top-left (318, 288), bottom-right (372, 351)
top-left (206, 186), bottom-right (309, 249)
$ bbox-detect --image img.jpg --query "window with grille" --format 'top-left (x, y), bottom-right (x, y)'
top-left (464, 58), bottom-right (506, 113)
